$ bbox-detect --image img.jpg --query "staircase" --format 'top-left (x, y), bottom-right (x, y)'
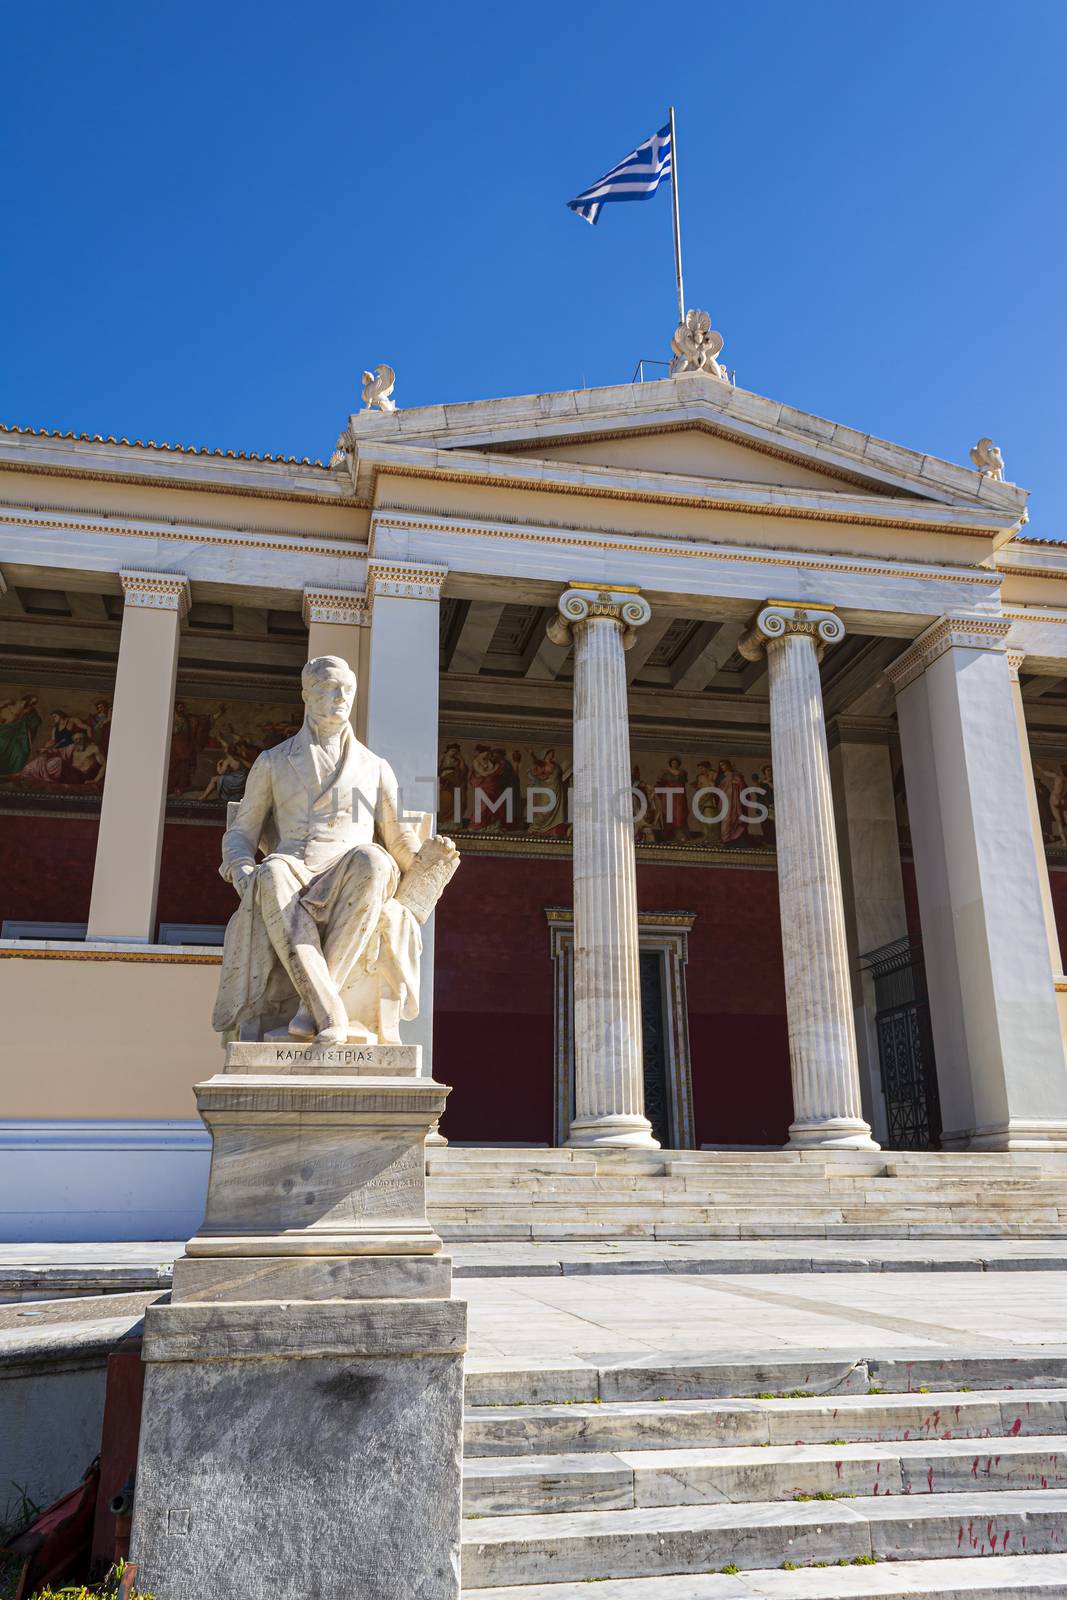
top-left (459, 1351), bottom-right (1067, 1597)
top-left (428, 1149), bottom-right (1067, 1242)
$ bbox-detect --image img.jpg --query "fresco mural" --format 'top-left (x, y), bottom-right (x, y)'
top-left (0, 687), bottom-right (111, 792)
top-left (1034, 756), bottom-right (1067, 852)
top-left (168, 697), bottom-right (301, 804)
top-left (437, 738), bottom-right (775, 853)
top-left (0, 684), bottom-right (301, 810)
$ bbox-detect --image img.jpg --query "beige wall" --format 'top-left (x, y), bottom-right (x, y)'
top-left (516, 428), bottom-right (870, 492)
top-left (0, 468), bottom-right (370, 543)
top-left (0, 954), bottom-right (221, 1119)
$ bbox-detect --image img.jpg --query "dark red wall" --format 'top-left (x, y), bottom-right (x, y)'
top-left (0, 814), bottom-right (99, 926)
top-left (433, 853), bottom-right (792, 1146)
top-left (157, 821), bottom-right (233, 925)
top-left (1049, 868), bottom-right (1067, 969)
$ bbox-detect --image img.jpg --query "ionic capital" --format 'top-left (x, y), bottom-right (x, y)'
top-left (367, 559), bottom-right (448, 602)
top-left (738, 600), bottom-right (845, 662)
top-left (884, 615), bottom-right (1013, 694)
top-left (120, 569), bottom-right (190, 619)
top-left (302, 585), bottom-right (369, 627)
top-left (546, 584), bottom-right (651, 652)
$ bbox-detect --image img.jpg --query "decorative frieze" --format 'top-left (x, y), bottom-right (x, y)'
top-left (301, 585), bottom-right (369, 628)
top-left (884, 616), bottom-right (1013, 694)
top-left (368, 559), bottom-right (448, 601)
top-left (738, 600), bottom-right (845, 663)
top-left (119, 569), bottom-right (190, 618)
top-left (547, 584), bottom-right (652, 652)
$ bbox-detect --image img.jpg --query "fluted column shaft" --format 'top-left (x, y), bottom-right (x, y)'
top-left (550, 586), bottom-right (658, 1148)
top-left (741, 603), bottom-right (878, 1150)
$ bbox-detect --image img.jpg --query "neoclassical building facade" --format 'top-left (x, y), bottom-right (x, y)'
top-left (3, 369), bottom-right (1067, 1237)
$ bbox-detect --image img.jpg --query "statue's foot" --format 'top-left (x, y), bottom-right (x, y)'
top-left (315, 1025), bottom-right (349, 1047)
top-left (288, 1008), bottom-right (316, 1041)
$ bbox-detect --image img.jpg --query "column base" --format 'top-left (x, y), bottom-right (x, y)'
top-left (567, 1113), bottom-right (660, 1150)
top-left (787, 1116), bottom-right (880, 1151)
top-left (426, 1121), bottom-right (448, 1148)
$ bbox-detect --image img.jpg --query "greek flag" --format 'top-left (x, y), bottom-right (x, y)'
top-left (567, 123), bottom-right (672, 225)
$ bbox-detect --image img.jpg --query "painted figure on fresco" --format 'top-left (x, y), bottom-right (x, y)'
top-left (715, 758), bottom-right (749, 846)
top-left (16, 711), bottom-right (106, 787)
top-left (213, 655), bottom-right (458, 1046)
top-left (655, 756), bottom-right (690, 840)
top-left (527, 748), bottom-right (570, 837)
top-left (468, 745), bottom-right (507, 829)
top-left (631, 765), bottom-right (661, 844)
top-left (438, 742), bottom-right (469, 828)
top-left (169, 702), bottom-right (224, 794)
top-left (1035, 762), bottom-right (1067, 846)
top-left (0, 694), bottom-right (41, 776)
top-left (692, 758), bottom-right (721, 845)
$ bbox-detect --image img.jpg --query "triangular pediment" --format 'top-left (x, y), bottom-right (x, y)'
top-left (483, 423), bottom-right (906, 497)
top-left (349, 372), bottom-right (1028, 520)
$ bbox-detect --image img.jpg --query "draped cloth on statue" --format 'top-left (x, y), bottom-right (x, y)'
top-left (211, 721), bottom-right (425, 1036)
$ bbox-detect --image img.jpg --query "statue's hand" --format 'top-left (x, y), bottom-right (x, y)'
top-left (420, 833), bottom-right (458, 862)
top-left (232, 861), bottom-right (256, 901)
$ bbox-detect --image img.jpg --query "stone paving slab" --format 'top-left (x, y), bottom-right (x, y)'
top-left (8, 1239), bottom-right (1067, 1303)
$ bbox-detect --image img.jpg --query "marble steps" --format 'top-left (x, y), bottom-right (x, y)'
top-left (459, 1487), bottom-right (1067, 1586)
top-left (462, 1354), bottom-right (1067, 1408)
top-left (463, 1391), bottom-right (1067, 1459)
top-left (462, 1434), bottom-right (1067, 1516)
top-left (463, 1552), bottom-right (1067, 1597)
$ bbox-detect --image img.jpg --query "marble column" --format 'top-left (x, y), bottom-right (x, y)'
top-left (1007, 652), bottom-right (1066, 980)
top-left (739, 603), bottom-right (878, 1150)
top-left (548, 584), bottom-right (658, 1148)
top-left (829, 725), bottom-right (910, 1145)
top-left (365, 560), bottom-right (448, 1124)
top-left (87, 570), bottom-right (190, 943)
top-left (889, 619), bottom-right (1067, 1148)
top-left (303, 584), bottom-right (371, 741)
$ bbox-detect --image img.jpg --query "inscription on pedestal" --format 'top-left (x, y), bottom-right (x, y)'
top-left (225, 1041), bottom-right (421, 1077)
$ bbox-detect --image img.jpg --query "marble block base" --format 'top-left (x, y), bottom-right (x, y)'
top-left (130, 1299), bottom-right (466, 1600)
top-left (171, 1251), bottom-right (452, 1303)
top-left (186, 1053), bottom-right (449, 1257)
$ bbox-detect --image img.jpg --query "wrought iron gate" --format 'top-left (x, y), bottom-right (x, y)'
top-left (866, 936), bottom-right (942, 1150)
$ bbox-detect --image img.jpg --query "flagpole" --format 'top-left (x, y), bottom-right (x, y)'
top-left (669, 105), bottom-right (685, 326)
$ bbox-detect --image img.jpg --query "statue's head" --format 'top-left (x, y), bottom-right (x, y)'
top-left (302, 655), bottom-right (356, 731)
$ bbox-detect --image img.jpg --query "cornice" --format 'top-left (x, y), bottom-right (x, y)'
top-left (366, 450), bottom-right (1017, 539)
top-left (0, 508), bottom-right (370, 563)
top-left (0, 491), bottom-right (369, 543)
top-left (371, 509), bottom-right (1003, 589)
top-left (0, 450), bottom-right (363, 510)
top-left (885, 616), bottom-right (1013, 692)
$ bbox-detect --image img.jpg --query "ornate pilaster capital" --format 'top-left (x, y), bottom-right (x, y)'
top-left (367, 559), bottom-right (448, 602)
top-left (546, 584), bottom-right (651, 652)
top-left (1006, 648), bottom-right (1027, 681)
top-left (884, 615), bottom-right (1013, 694)
top-left (738, 600), bottom-right (845, 663)
top-left (120, 569), bottom-right (190, 619)
top-left (302, 585), bottom-right (369, 628)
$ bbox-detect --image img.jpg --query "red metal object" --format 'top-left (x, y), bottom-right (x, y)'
top-left (92, 1330), bottom-right (146, 1572)
top-left (4, 1459), bottom-right (99, 1600)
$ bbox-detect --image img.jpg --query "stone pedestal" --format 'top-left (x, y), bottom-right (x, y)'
top-left (547, 585), bottom-right (658, 1149)
top-left (740, 603), bottom-right (878, 1152)
top-left (130, 1041), bottom-right (466, 1600)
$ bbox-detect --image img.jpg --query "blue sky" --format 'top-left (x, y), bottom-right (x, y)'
top-left (2, 2), bottom-right (1065, 529)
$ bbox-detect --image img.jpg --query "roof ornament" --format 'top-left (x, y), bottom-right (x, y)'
top-left (670, 309), bottom-right (726, 380)
top-left (328, 426), bottom-right (353, 471)
top-left (970, 436), bottom-right (1006, 482)
top-left (361, 364), bottom-right (396, 413)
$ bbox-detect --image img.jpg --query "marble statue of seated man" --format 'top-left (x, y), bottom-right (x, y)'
top-left (212, 654), bottom-right (458, 1047)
